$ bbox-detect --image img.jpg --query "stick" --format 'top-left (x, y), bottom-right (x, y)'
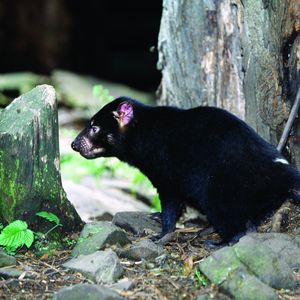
top-left (277, 86), bottom-right (300, 152)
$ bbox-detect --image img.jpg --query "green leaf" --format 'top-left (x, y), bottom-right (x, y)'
top-left (36, 211), bottom-right (60, 225)
top-left (23, 229), bottom-right (34, 248)
top-left (195, 269), bottom-right (209, 286)
top-left (1, 220), bottom-right (27, 236)
top-left (0, 220), bottom-right (31, 250)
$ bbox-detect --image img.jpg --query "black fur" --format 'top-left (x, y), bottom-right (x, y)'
top-left (71, 97), bottom-right (300, 243)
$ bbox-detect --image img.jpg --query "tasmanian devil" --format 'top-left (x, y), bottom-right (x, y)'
top-left (71, 97), bottom-right (300, 243)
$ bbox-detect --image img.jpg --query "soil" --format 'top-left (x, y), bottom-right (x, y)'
top-left (1, 202), bottom-right (300, 300)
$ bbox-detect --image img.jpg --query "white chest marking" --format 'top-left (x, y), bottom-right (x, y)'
top-left (273, 158), bottom-right (289, 165)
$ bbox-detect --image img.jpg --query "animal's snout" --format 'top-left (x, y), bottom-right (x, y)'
top-left (71, 140), bottom-right (79, 152)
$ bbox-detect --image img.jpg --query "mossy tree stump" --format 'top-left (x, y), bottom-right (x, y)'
top-left (0, 85), bottom-right (83, 232)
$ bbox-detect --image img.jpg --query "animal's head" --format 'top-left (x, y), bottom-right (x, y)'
top-left (71, 97), bottom-right (136, 159)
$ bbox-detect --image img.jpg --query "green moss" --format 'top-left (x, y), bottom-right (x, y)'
top-left (199, 248), bottom-right (242, 285)
top-left (0, 150), bottom-right (26, 222)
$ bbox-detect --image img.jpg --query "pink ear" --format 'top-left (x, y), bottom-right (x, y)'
top-left (114, 101), bottom-right (134, 127)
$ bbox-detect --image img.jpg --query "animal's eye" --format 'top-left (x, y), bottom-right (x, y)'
top-left (91, 126), bottom-right (100, 133)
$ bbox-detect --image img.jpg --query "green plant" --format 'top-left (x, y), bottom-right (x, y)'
top-left (0, 211), bottom-right (62, 255)
top-left (63, 236), bottom-right (77, 248)
top-left (0, 220), bottom-right (34, 254)
top-left (93, 84), bottom-right (114, 105)
top-left (152, 194), bottom-right (161, 212)
top-left (36, 211), bottom-right (62, 237)
top-left (36, 211), bottom-right (60, 225)
top-left (195, 269), bottom-right (209, 287)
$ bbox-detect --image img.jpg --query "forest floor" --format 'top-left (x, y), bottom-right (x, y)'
top-left (1, 201), bottom-right (300, 300)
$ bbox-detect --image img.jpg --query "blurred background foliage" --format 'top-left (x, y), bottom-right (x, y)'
top-left (0, 0), bottom-right (163, 214)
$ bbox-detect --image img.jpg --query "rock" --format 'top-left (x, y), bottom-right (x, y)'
top-left (221, 270), bottom-right (279, 300)
top-left (0, 72), bottom-right (48, 106)
top-left (0, 267), bottom-right (36, 279)
top-left (199, 233), bottom-right (300, 299)
top-left (199, 246), bottom-right (244, 285)
top-left (197, 293), bottom-right (231, 300)
top-left (199, 249), bottom-right (279, 300)
top-left (0, 268), bottom-right (23, 279)
top-left (63, 250), bottom-right (123, 284)
top-left (0, 85), bottom-right (82, 230)
top-left (53, 283), bottom-right (123, 300)
top-left (71, 221), bottom-right (130, 256)
top-left (52, 70), bottom-right (154, 111)
top-left (52, 70), bottom-right (106, 111)
top-left (250, 232), bottom-right (300, 268)
top-left (108, 278), bottom-right (134, 292)
top-left (234, 235), bottom-right (298, 289)
top-left (0, 249), bottom-right (16, 267)
top-left (112, 211), bottom-right (162, 237)
top-left (118, 239), bottom-right (164, 261)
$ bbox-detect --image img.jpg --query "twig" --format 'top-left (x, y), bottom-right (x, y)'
top-left (150, 285), bottom-right (168, 300)
top-left (165, 276), bottom-right (179, 289)
top-left (277, 86), bottom-right (300, 152)
top-left (43, 224), bottom-right (62, 237)
top-left (39, 261), bottom-right (62, 274)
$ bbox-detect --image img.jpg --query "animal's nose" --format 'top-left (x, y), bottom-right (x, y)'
top-left (71, 140), bottom-right (78, 151)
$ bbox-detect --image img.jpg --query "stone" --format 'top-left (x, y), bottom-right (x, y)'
top-left (196, 292), bottom-right (232, 300)
top-left (199, 246), bottom-right (244, 285)
top-left (0, 249), bottom-right (16, 267)
top-left (118, 239), bottom-right (164, 261)
top-left (108, 278), bottom-right (134, 291)
top-left (0, 72), bottom-right (47, 107)
top-left (53, 283), bottom-right (123, 300)
top-left (52, 70), bottom-right (153, 111)
top-left (112, 211), bottom-right (161, 237)
top-left (52, 70), bottom-right (107, 111)
top-left (63, 249), bottom-right (123, 284)
top-left (71, 221), bottom-right (130, 256)
top-left (0, 268), bottom-right (23, 279)
top-left (234, 235), bottom-right (298, 289)
top-left (249, 233), bottom-right (300, 269)
top-left (199, 233), bottom-right (300, 299)
top-left (221, 269), bottom-right (279, 300)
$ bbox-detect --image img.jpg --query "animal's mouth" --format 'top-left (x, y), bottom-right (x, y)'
top-left (71, 137), bottom-right (105, 159)
top-left (79, 147), bottom-right (105, 159)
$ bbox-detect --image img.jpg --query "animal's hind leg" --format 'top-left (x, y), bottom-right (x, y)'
top-left (204, 201), bottom-right (252, 245)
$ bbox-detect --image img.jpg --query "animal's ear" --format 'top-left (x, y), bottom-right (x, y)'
top-left (113, 101), bottom-right (134, 128)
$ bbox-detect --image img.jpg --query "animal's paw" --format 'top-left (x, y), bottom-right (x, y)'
top-left (149, 212), bottom-right (162, 222)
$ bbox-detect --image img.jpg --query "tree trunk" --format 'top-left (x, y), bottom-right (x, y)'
top-left (0, 85), bottom-right (83, 232)
top-left (157, 0), bottom-right (300, 165)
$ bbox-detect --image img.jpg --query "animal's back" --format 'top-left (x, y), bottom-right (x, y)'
top-left (149, 106), bottom-right (300, 241)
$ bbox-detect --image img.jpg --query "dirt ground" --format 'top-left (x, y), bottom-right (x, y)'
top-left (1, 201), bottom-right (300, 300)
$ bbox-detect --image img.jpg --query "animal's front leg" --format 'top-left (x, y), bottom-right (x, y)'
top-left (150, 195), bottom-right (183, 241)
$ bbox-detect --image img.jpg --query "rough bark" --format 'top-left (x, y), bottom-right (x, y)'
top-left (0, 85), bottom-right (83, 232)
top-left (157, 0), bottom-right (300, 163)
